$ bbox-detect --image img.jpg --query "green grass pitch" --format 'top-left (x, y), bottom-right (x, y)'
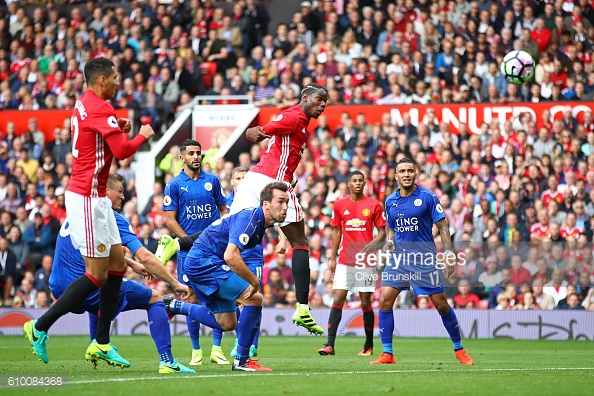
top-left (2, 335), bottom-right (593, 395)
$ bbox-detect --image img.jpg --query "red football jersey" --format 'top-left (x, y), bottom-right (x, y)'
top-left (68, 90), bottom-right (146, 197)
top-left (560, 226), bottom-right (583, 239)
top-left (541, 189), bottom-right (564, 207)
top-left (251, 104), bottom-right (310, 183)
top-left (530, 223), bottom-right (550, 239)
top-left (331, 196), bottom-right (387, 266)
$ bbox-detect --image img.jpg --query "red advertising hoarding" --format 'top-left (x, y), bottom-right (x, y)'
top-left (257, 102), bottom-right (594, 135)
top-left (0, 109), bottom-right (132, 142)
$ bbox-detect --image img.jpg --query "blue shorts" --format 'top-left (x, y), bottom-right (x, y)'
top-left (177, 252), bottom-right (191, 286)
top-left (381, 265), bottom-right (445, 296)
top-left (69, 279), bottom-right (153, 316)
top-left (188, 272), bottom-right (249, 314)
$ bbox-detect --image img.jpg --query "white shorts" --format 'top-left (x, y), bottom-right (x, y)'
top-left (333, 264), bottom-right (376, 293)
top-left (229, 171), bottom-right (302, 227)
top-left (65, 191), bottom-right (121, 258)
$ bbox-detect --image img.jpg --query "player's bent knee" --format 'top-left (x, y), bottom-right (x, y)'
top-left (187, 293), bottom-right (199, 304)
top-left (148, 289), bottom-right (162, 305)
top-left (216, 313), bottom-right (237, 331)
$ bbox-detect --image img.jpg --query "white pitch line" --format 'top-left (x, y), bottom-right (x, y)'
top-left (2, 367), bottom-right (589, 388)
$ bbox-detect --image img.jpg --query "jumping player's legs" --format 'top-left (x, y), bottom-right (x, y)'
top-left (280, 220), bottom-right (310, 305)
top-left (25, 194), bottom-right (120, 364)
top-left (94, 244), bottom-right (127, 345)
top-left (88, 284), bottom-right (194, 373)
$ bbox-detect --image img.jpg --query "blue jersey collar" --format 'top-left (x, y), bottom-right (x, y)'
top-left (179, 169), bottom-right (204, 181)
top-left (394, 184), bottom-right (420, 199)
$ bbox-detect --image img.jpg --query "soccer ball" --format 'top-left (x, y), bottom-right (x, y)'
top-left (500, 50), bottom-right (535, 85)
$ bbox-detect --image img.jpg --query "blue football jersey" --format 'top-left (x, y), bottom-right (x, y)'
top-left (49, 212), bottom-right (144, 300)
top-left (186, 207), bottom-right (267, 274)
top-left (226, 191), bottom-right (264, 265)
top-left (162, 169), bottom-right (226, 236)
top-left (225, 191), bottom-right (235, 212)
top-left (385, 185), bottom-right (445, 258)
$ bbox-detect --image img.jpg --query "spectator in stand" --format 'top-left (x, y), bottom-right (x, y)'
top-left (513, 291), bottom-right (540, 310)
top-left (0, 235), bottom-right (17, 306)
top-left (23, 212), bottom-right (53, 271)
top-left (488, 268), bottom-right (512, 308)
top-left (139, 223), bottom-right (158, 254)
top-left (17, 277), bottom-right (37, 309)
top-left (495, 292), bottom-right (511, 310)
top-left (556, 292), bottom-right (586, 310)
top-left (509, 253), bottom-right (532, 286)
top-left (544, 269), bottom-right (569, 306)
top-left (33, 254), bottom-right (52, 294)
top-left (269, 252), bottom-right (294, 287)
top-left (453, 279), bottom-right (481, 308)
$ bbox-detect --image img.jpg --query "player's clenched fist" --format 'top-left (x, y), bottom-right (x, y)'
top-left (139, 124), bottom-right (155, 139)
top-left (246, 126), bottom-right (270, 142)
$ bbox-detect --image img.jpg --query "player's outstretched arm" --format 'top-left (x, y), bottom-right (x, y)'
top-left (436, 218), bottom-right (456, 279)
top-left (105, 124), bottom-right (155, 160)
top-left (134, 246), bottom-right (190, 298)
top-left (246, 126), bottom-right (270, 142)
top-left (224, 243), bottom-right (259, 294)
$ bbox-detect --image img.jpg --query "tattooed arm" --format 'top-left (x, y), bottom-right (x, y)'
top-left (436, 218), bottom-right (456, 278)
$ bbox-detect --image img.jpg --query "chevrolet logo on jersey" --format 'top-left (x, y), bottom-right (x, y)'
top-left (345, 218), bottom-right (367, 228)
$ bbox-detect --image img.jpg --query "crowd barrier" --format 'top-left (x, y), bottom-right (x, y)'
top-left (1, 308), bottom-right (592, 340)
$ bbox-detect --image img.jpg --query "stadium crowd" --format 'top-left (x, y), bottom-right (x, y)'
top-left (1, 0), bottom-right (594, 312)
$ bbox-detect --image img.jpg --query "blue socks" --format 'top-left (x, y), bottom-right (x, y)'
top-left (186, 304), bottom-right (224, 333)
top-left (235, 306), bottom-right (262, 365)
top-left (440, 308), bottom-right (463, 351)
top-left (235, 307), bottom-right (260, 348)
top-left (88, 312), bottom-right (98, 342)
top-left (212, 328), bottom-right (222, 347)
top-left (252, 325), bottom-right (260, 348)
top-left (378, 309), bottom-right (394, 355)
top-left (148, 301), bottom-right (174, 363)
top-left (187, 316), bottom-right (201, 350)
top-left (172, 301), bottom-right (225, 348)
